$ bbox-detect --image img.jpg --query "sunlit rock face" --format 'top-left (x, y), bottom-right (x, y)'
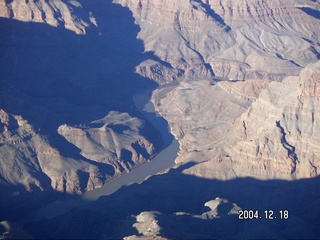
top-left (0, 0), bottom-right (95, 34)
top-left (0, 0), bottom-right (158, 196)
top-left (116, 0), bottom-right (320, 81)
top-left (0, 108), bottom-right (106, 194)
top-left (0, 0), bottom-right (320, 196)
top-left (0, 109), bottom-right (155, 194)
top-left (155, 62), bottom-right (320, 180)
top-left (226, 62), bottom-right (320, 179)
top-left (111, 0), bottom-right (320, 180)
top-left (58, 111), bottom-right (155, 174)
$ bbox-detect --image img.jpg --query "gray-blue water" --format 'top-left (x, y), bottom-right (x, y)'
top-left (81, 90), bottom-right (179, 201)
top-left (36, 89), bottom-right (179, 218)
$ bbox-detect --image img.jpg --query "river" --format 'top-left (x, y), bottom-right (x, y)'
top-left (35, 87), bottom-right (180, 219)
top-left (81, 89), bottom-right (179, 201)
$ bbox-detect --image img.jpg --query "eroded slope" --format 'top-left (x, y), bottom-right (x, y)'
top-left (117, 0), bottom-right (320, 81)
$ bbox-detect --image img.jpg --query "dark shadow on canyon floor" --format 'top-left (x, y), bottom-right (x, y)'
top-left (0, 0), bottom-right (174, 161)
top-left (1, 1), bottom-right (320, 239)
top-left (0, 0), bottom-right (175, 222)
top-left (22, 162), bottom-right (320, 239)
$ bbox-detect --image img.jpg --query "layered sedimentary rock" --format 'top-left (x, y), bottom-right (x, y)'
top-left (155, 62), bottom-right (320, 180)
top-left (58, 111), bottom-right (155, 174)
top-left (110, 0), bottom-right (320, 180)
top-left (0, 109), bottom-right (106, 194)
top-left (0, 0), bottom-right (319, 212)
top-left (0, 0), bottom-right (157, 195)
top-left (117, 0), bottom-right (320, 82)
top-left (0, 0), bottom-right (96, 34)
top-left (225, 62), bottom-right (320, 179)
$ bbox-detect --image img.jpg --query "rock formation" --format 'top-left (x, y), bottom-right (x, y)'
top-left (0, 108), bottom-right (110, 194)
top-left (0, 0), bottom-right (320, 238)
top-left (122, 198), bottom-right (241, 239)
top-left (116, 0), bottom-right (320, 82)
top-left (113, 0), bottom-right (320, 180)
top-left (0, 108), bottom-right (155, 194)
top-left (58, 111), bottom-right (155, 174)
top-left (0, 0), bottom-right (95, 34)
top-left (0, 0), bottom-right (157, 196)
top-left (155, 62), bottom-right (320, 180)
top-left (226, 62), bottom-right (320, 178)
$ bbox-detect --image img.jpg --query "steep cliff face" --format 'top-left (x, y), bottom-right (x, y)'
top-left (0, 0), bottom-right (319, 196)
top-left (110, 0), bottom-right (320, 180)
top-left (225, 62), bottom-right (320, 179)
top-left (116, 0), bottom-right (320, 81)
top-left (0, 109), bottom-right (108, 194)
top-left (58, 111), bottom-right (155, 174)
top-left (0, 0), bottom-right (158, 196)
top-left (157, 62), bottom-right (320, 180)
top-left (0, 0), bottom-right (96, 34)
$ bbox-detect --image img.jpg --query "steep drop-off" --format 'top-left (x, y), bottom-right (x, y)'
top-left (115, 0), bottom-right (320, 180)
top-left (1, 0), bottom-right (320, 239)
top-left (158, 62), bottom-right (320, 181)
top-left (0, 0), bottom-right (160, 201)
top-left (117, 0), bottom-right (320, 81)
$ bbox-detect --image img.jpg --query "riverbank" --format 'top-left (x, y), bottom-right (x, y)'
top-left (34, 86), bottom-right (180, 218)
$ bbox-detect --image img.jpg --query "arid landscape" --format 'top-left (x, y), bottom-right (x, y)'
top-left (0, 0), bottom-right (320, 239)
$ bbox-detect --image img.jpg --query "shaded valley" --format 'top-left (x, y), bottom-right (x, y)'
top-left (0, 0), bottom-right (320, 239)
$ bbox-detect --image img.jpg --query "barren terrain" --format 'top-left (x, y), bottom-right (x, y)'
top-left (0, 0), bottom-right (320, 239)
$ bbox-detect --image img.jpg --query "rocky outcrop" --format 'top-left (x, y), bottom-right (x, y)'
top-left (155, 62), bottom-right (320, 180)
top-left (130, 211), bottom-right (162, 237)
top-left (122, 197), bottom-right (241, 239)
top-left (0, 0), bottom-right (96, 34)
top-left (116, 0), bottom-right (320, 81)
top-left (225, 62), bottom-right (320, 179)
top-left (58, 111), bottom-right (155, 174)
top-left (0, 109), bottom-right (156, 194)
top-left (0, 109), bottom-right (109, 194)
top-left (135, 59), bottom-right (184, 85)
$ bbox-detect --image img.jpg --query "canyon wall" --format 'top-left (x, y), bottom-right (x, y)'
top-left (116, 0), bottom-right (320, 81)
top-left (0, 0), bottom-right (319, 195)
top-left (0, 0), bottom-right (157, 195)
top-left (114, 0), bottom-right (320, 180)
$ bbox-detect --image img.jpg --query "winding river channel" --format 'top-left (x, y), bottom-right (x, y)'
top-left (36, 88), bottom-right (180, 219)
top-left (81, 89), bottom-right (180, 201)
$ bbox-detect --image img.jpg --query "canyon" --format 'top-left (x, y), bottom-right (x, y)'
top-left (0, 0), bottom-right (320, 239)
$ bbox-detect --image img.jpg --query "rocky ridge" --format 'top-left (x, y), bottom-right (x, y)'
top-left (0, 0), bottom-right (158, 197)
top-left (58, 111), bottom-right (155, 174)
top-left (0, 0), bottom-right (96, 34)
top-left (0, 108), bottom-right (108, 194)
top-left (122, 197), bottom-right (241, 239)
top-left (116, 0), bottom-right (320, 81)
top-left (0, 0), bottom-right (319, 229)
top-left (111, 0), bottom-right (320, 180)
top-left (154, 61), bottom-right (320, 180)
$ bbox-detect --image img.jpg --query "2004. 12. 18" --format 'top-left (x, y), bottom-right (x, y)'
top-left (238, 210), bottom-right (289, 220)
